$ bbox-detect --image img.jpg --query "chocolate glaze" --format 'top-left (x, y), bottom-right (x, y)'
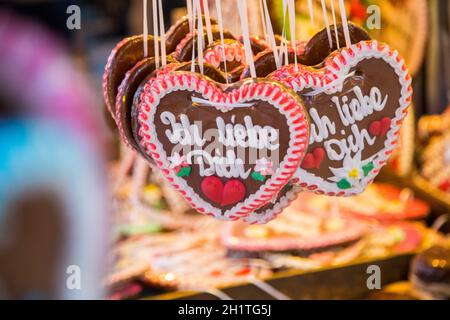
top-left (241, 48), bottom-right (301, 79)
top-left (104, 35), bottom-right (160, 116)
top-left (117, 56), bottom-right (174, 153)
top-left (176, 26), bottom-right (236, 62)
top-left (150, 78), bottom-right (292, 213)
top-left (302, 23), bottom-right (371, 66)
top-left (174, 62), bottom-right (228, 83)
top-left (238, 35), bottom-right (270, 55)
top-left (241, 24), bottom-right (371, 80)
top-left (298, 58), bottom-right (401, 184)
top-left (166, 16), bottom-right (218, 53)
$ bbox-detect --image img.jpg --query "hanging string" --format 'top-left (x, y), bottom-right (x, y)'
top-left (307, 0), bottom-right (314, 26)
top-left (187, 0), bottom-right (193, 32)
top-left (280, 0), bottom-right (289, 66)
top-left (330, 0), bottom-right (340, 49)
top-left (158, 0), bottom-right (167, 66)
top-left (196, 0), bottom-right (205, 74)
top-left (237, 0), bottom-right (256, 78)
top-left (258, 0), bottom-right (268, 40)
top-left (191, 0), bottom-right (198, 73)
top-left (215, 0), bottom-right (229, 84)
top-left (152, 0), bottom-right (160, 68)
top-left (288, 0), bottom-right (298, 70)
top-left (143, 0), bottom-right (149, 57)
top-left (202, 0), bottom-right (214, 45)
top-left (338, 0), bottom-right (352, 47)
top-left (320, 0), bottom-right (333, 48)
top-left (262, 0), bottom-right (280, 68)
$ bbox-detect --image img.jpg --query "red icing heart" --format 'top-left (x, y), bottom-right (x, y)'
top-left (369, 117), bottom-right (392, 136)
top-left (201, 176), bottom-right (223, 205)
top-left (302, 147), bottom-right (325, 169)
top-left (221, 180), bottom-right (246, 207)
top-left (201, 177), bottom-right (246, 207)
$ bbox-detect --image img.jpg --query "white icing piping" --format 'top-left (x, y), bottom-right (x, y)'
top-left (303, 71), bottom-right (356, 96)
top-left (237, 0), bottom-right (257, 78)
top-left (191, 96), bottom-right (254, 108)
top-left (338, 0), bottom-right (351, 47)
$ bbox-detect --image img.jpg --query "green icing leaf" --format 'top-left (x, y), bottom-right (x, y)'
top-left (337, 178), bottom-right (352, 190)
top-left (177, 166), bottom-right (191, 177)
top-left (251, 171), bottom-right (266, 182)
top-left (362, 162), bottom-right (375, 177)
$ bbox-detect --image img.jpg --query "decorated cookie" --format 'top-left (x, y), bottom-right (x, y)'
top-left (271, 40), bottom-right (412, 196)
top-left (175, 25), bottom-right (236, 62)
top-left (243, 183), bottom-right (302, 225)
top-left (336, 183), bottom-right (430, 221)
top-left (116, 57), bottom-right (159, 152)
top-left (103, 35), bottom-right (159, 119)
top-left (222, 195), bottom-right (368, 255)
top-left (166, 16), bottom-right (217, 53)
top-left (204, 39), bottom-right (246, 73)
top-left (136, 71), bottom-right (310, 220)
top-left (421, 132), bottom-right (450, 193)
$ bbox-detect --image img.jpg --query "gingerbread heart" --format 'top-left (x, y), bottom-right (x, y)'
top-left (271, 40), bottom-right (412, 196)
top-left (136, 72), bottom-right (310, 220)
top-left (243, 183), bottom-right (302, 225)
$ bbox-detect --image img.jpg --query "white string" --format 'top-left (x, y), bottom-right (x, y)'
top-left (187, 0), bottom-right (193, 32)
top-left (259, 0), bottom-right (268, 40)
top-left (204, 288), bottom-right (233, 300)
top-left (158, 0), bottom-right (166, 66)
top-left (330, 0), bottom-right (340, 49)
top-left (281, 0), bottom-right (289, 66)
top-left (303, 71), bottom-right (355, 96)
top-left (262, 0), bottom-right (280, 68)
top-left (320, 0), bottom-right (333, 48)
top-left (191, 0), bottom-right (198, 73)
top-left (215, 0), bottom-right (229, 84)
top-left (191, 96), bottom-right (254, 108)
top-left (143, 0), bottom-right (149, 57)
top-left (338, 0), bottom-right (352, 47)
top-left (196, 0), bottom-right (205, 74)
top-left (202, 0), bottom-right (214, 45)
top-left (307, 0), bottom-right (314, 26)
top-left (288, 0), bottom-right (297, 70)
top-left (237, 0), bottom-right (256, 78)
top-left (152, 0), bottom-right (160, 68)
top-left (248, 278), bottom-right (292, 300)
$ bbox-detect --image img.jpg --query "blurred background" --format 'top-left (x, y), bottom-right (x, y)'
top-left (0, 0), bottom-right (449, 300)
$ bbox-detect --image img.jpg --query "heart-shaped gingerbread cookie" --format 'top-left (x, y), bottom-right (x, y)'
top-left (137, 72), bottom-right (310, 220)
top-left (271, 41), bottom-right (412, 196)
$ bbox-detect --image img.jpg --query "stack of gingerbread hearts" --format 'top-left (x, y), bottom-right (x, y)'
top-left (103, 16), bottom-right (412, 224)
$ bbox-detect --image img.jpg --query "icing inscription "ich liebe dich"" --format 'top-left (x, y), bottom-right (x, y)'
top-left (160, 111), bottom-right (281, 179)
top-left (308, 86), bottom-right (388, 161)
